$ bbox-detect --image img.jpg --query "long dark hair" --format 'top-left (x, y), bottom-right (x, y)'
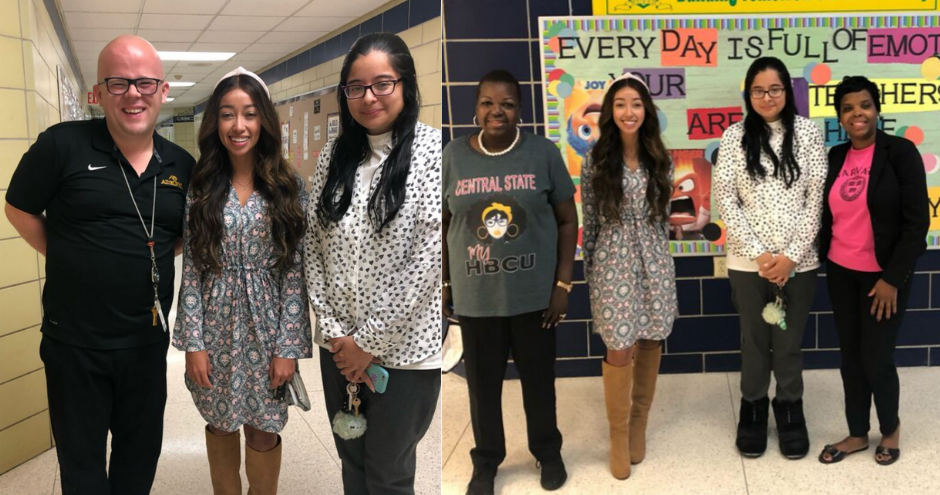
top-left (588, 77), bottom-right (672, 224)
top-left (317, 33), bottom-right (420, 231)
top-left (741, 57), bottom-right (801, 187)
top-left (188, 74), bottom-right (306, 273)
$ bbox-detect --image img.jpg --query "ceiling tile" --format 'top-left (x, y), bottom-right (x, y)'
top-left (72, 40), bottom-right (110, 53)
top-left (294, 0), bottom-right (378, 18)
top-left (220, 0), bottom-right (311, 17)
top-left (230, 52), bottom-right (280, 62)
top-left (196, 31), bottom-right (263, 44)
top-left (170, 62), bottom-right (223, 74)
top-left (243, 42), bottom-right (305, 54)
top-left (64, 12), bottom-right (138, 29)
top-left (139, 14), bottom-right (214, 30)
top-left (152, 42), bottom-right (195, 51)
top-left (206, 16), bottom-right (286, 32)
top-left (256, 31), bottom-right (323, 45)
top-left (276, 16), bottom-right (355, 33)
top-left (137, 29), bottom-right (203, 43)
top-left (69, 28), bottom-right (135, 42)
top-left (142, 0), bottom-right (228, 15)
top-left (59, 0), bottom-right (143, 13)
top-left (167, 73), bottom-right (212, 84)
top-left (189, 42), bottom-right (250, 52)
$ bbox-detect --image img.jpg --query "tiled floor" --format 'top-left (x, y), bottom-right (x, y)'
top-left (0, 347), bottom-right (441, 495)
top-left (0, 346), bottom-right (442, 495)
top-left (0, 259), bottom-right (442, 495)
top-left (443, 366), bottom-right (940, 494)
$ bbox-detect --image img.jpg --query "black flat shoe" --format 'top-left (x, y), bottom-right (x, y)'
top-left (537, 457), bottom-right (567, 491)
top-left (466, 466), bottom-right (496, 495)
top-left (818, 444), bottom-right (869, 464)
top-left (875, 446), bottom-right (900, 466)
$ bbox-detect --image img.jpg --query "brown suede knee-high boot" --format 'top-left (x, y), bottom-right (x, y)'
top-left (603, 359), bottom-right (634, 479)
top-left (246, 435), bottom-right (282, 495)
top-left (205, 426), bottom-right (243, 495)
top-left (630, 341), bottom-right (662, 464)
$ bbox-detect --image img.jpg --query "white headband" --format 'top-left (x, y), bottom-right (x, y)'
top-left (613, 72), bottom-right (650, 91)
top-left (213, 66), bottom-right (270, 97)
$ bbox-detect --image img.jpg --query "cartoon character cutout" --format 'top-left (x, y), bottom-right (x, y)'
top-left (668, 154), bottom-right (712, 240)
top-left (562, 84), bottom-right (605, 177)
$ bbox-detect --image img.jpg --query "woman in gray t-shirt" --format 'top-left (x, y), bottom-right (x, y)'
top-left (443, 69), bottom-right (577, 494)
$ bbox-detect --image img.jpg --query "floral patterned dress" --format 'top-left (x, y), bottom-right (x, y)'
top-left (580, 158), bottom-right (678, 350)
top-left (173, 186), bottom-right (312, 433)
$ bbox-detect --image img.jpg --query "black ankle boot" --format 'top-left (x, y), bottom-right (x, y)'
top-left (466, 466), bottom-right (496, 495)
top-left (772, 398), bottom-right (810, 459)
top-left (737, 397), bottom-right (769, 457)
top-left (537, 456), bottom-right (567, 491)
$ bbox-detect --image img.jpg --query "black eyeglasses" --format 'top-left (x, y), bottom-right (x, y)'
top-left (98, 77), bottom-right (164, 96)
top-left (342, 78), bottom-right (403, 99)
top-left (749, 87), bottom-right (785, 99)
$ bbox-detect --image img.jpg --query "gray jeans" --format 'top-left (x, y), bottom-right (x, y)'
top-left (319, 346), bottom-right (441, 495)
top-left (730, 269), bottom-right (817, 402)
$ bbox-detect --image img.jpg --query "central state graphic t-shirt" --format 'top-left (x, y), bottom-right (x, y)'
top-left (443, 132), bottom-right (576, 317)
top-left (828, 143), bottom-right (881, 272)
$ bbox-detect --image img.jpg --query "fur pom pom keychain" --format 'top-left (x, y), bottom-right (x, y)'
top-left (762, 283), bottom-right (788, 330)
top-left (333, 382), bottom-right (367, 440)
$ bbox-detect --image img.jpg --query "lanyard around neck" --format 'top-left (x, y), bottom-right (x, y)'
top-left (116, 157), bottom-right (167, 332)
top-left (117, 159), bottom-right (156, 241)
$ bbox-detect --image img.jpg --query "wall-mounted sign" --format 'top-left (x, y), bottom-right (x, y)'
top-left (327, 113), bottom-right (340, 140)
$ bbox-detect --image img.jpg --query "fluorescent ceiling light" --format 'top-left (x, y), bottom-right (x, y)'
top-left (166, 97), bottom-right (175, 102)
top-left (158, 51), bottom-right (235, 61)
top-left (168, 82), bottom-right (196, 87)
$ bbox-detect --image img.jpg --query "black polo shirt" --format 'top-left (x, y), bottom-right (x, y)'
top-left (5, 119), bottom-right (195, 350)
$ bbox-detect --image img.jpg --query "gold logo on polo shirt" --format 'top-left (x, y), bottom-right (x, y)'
top-left (161, 175), bottom-right (183, 189)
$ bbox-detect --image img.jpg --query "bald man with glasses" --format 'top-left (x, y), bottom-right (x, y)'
top-left (4, 35), bottom-right (195, 494)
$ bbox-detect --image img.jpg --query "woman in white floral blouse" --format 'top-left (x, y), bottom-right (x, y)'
top-left (303, 33), bottom-right (442, 495)
top-left (173, 67), bottom-right (312, 494)
top-left (715, 57), bottom-right (827, 460)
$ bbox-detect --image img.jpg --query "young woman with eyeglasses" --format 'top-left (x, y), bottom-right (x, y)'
top-left (714, 57), bottom-right (828, 460)
top-left (304, 33), bottom-right (442, 495)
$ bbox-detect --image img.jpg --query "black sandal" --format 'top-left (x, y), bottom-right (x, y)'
top-left (818, 444), bottom-right (869, 464)
top-left (875, 446), bottom-right (900, 466)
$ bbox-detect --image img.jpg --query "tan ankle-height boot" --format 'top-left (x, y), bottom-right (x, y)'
top-left (603, 359), bottom-right (634, 479)
top-left (246, 435), bottom-right (282, 495)
top-left (205, 426), bottom-right (243, 495)
top-left (630, 341), bottom-right (662, 464)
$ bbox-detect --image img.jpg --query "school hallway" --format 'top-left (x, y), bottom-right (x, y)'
top-left (442, 367), bottom-right (940, 495)
top-left (0, 257), bottom-right (443, 495)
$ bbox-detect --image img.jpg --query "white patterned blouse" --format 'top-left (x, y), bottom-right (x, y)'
top-left (714, 116), bottom-right (828, 272)
top-left (303, 122), bottom-right (442, 368)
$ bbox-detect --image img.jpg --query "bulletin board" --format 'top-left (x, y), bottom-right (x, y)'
top-left (275, 88), bottom-right (341, 192)
top-left (540, 14), bottom-right (940, 256)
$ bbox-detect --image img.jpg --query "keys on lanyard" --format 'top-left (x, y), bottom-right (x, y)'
top-left (346, 382), bottom-right (362, 417)
top-left (148, 241), bottom-right (167, 332)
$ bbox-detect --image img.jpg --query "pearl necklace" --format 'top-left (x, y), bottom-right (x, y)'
top-left (478, 128), bottom-right (520, 157)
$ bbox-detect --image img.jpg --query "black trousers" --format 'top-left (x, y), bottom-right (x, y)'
top-left (40, 335), bottom-right (168, 495)
top-left (458, 310), bottom-right (563, 471)
top-left (320, 347), bottom-right (441, 495)
top-left (827, 261), bottom-right (909, 437)
top-left (730, 270), bottom-right (817, 402)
